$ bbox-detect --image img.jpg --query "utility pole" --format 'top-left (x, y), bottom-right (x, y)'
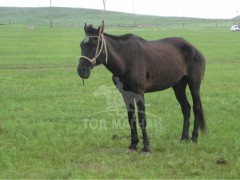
top-left (182, 3), bottom-right (185, 29)
top-left (50, 0), bottom-right (53, 29)
top-left (236, 10), bottom-right (238, 24)
top-left (133, 0), bottom-right (136, 27)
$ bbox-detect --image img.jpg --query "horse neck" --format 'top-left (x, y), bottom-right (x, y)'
top-left (102, 36), bottom-right (127, 77)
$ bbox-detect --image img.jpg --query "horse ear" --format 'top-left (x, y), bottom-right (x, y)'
top-left (96, 26), bottom-right (101, 34)
top-left (84, 23), bottom-right (87, 34)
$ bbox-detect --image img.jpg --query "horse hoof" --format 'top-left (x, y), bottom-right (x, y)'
top-left (180, 136), bottom-right (189, 142)
top-left (191, 137), bottom-right (198, 143)
top-left (180, 138), bottom-right (189, 143)
top-left (125, 148), bottom-right (137, 154)
top-left (140, 151), bottom-right (151, 156)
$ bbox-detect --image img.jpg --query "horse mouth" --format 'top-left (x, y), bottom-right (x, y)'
top-left (77, 67), bottom-right (91, 79)
top-left (80, 74), bottom-right (90, 79)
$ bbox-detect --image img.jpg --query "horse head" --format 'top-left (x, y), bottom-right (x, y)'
top-left (77, 21), bottom-right (106, 79)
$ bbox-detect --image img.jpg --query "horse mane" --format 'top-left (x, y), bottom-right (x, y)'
top-left (85, 24), bottom-right (144, 41)
top-left (104, 33), bottom-right (144, 41)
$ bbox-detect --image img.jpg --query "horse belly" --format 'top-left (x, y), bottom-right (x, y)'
top-left (144, 56), bottom-right (186, 93)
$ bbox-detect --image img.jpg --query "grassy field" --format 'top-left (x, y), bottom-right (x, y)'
top-left (0, 9), bottom-right (240, 178)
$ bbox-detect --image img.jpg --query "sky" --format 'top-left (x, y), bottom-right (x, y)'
top-left (0, 0), bottom-right (239, 19)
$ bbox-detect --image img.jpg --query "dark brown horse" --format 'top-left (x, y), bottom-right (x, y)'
top-left (77, 22), bottom-right (206, 154)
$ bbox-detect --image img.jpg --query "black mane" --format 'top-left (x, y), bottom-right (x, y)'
top-left (85, 24), bottom-right (144, 41)
top-left (104, 33), bottom-right (143, 41)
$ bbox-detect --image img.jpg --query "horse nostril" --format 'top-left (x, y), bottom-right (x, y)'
top-left (77, 66), bottom-right (90, 79)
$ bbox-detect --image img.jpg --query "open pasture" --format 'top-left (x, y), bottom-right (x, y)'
top-left (0, 23), bottom-right (239, 178)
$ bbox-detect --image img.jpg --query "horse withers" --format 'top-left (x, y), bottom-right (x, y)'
top-left (77, 22), bottom-right (206, 154)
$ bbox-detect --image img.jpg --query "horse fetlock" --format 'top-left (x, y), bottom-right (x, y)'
top-left (129, 140), bottom-right (138, 150)
top-left (181, 134), bottom-right (189, 141)
top-left (141, 146), bottom-right (150, 153)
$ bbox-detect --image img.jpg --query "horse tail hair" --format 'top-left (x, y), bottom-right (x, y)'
top-left (180, 39), bottom-right (205, 81)
top-left (189, 45), bottom-right (206, 133)
top-left (192, 46), bottom-right (206, 80)
top-left (201, 54), bottom-right (206, 80)
top-left (198, 106), bottom-right (206, 133)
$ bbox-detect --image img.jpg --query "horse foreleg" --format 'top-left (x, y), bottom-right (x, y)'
top-left (122, 94), bottom-right (139, 152)
top-left (136, 95), bottom-right (150, 153)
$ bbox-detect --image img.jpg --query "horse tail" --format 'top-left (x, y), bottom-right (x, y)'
top-left (188, 44), bottom-right (206, 133)
top-left (200, 53), bottom-right (206, 80)
top-left (180, 39), bottom-right (205, 81)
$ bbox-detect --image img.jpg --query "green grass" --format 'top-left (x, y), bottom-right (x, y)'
top-left (0, 19), bottom-right (240, 178)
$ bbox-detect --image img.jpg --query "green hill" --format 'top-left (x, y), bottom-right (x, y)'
top-left (0, 7), bottom-right (235, 28)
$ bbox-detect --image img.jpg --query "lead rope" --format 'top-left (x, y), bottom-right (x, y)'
top-left (93, 25), bottom-right (102, 64)
top-left (78, 0), bottom-right (107, 65)
top-left (79, 0), bottom-right (107, 85)
top-left (95, 0), bottom-right (106, 61)
top-left (102, 34), bottom-right (108, 64)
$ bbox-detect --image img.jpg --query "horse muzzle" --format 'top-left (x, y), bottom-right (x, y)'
top-left (77, 66), bottom-right (91, 79)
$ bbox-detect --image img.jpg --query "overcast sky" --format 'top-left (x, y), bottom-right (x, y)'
top-left (0, 0), bottom-right (239, 19)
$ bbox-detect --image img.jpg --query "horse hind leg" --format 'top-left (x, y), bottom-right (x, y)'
top-left (173, 77), bottom-right (191, 141)
top-left (184, 44), bottom-right (206, 142)
top-left (188, 78), bottom-right (206, 143)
